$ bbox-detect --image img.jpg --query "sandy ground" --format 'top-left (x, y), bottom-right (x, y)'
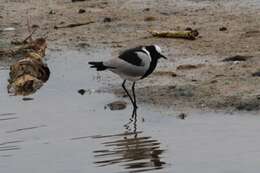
top-left (1, 0), bottom-right (260, 111)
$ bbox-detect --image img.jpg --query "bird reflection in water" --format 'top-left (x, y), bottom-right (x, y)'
top-left (92, 114), bottom-right (166, 172)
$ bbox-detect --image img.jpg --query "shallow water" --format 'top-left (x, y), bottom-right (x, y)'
top-left (1, 49), bottom-right (260, 173)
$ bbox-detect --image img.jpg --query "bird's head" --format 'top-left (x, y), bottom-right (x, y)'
top-left (145, 45), bottom-right (167, 60)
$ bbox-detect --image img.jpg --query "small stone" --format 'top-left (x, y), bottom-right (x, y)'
top-left (103, 17), bottom-right (112, 23)
top-left (144, 16), bottom-right (156, 21)
top-left (78, 9), bottom-right (86, 14)
top-left (78, 89), bottom-right (86, 95)
top-left (77, 42), bottom-right (90, 48)
top-left (22, 97), bottom-right (34, 101)
top-left (32, 24), bottom-right (39, 28)
top-left (185, 27), bottom-right (193, 31)
top-left (49, 10), bottom-right (55, 15)
top-left (219, 27), bottom-right (227, 31)
top-left (177, 64), bottom-right (203, 70)
top-left (106, 101), bottom-right (127, 111)
top-left (236, 101), bottom-right (260, 111)
top-left (185, 27), bottom-right (199, 37)
top-left (233, 61), bottom-right (240, 65)
top-left (171, 73), bottom-right (177, 77)
top-left (210, 80), bottom-right (218, 83)
top-left (178, 113), bottom-right (187, 120)
top-left (222, 55), bottom-right (252, 62)
top-left (252, 71), bottom-right (260, 77)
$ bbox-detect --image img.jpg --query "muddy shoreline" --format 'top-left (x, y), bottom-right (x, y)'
top-left (1, 0), bottom-right (260, 112)
top-left (1, 2), bottom-right (260, 172)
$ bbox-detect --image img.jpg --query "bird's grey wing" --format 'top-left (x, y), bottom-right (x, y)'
top-left (104, 52), bottom-right (150, 77)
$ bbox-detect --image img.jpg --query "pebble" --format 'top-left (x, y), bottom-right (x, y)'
top-left (252, 71), bottom-right (260, 77)
top-left (222, 55), bottom-right (252, 62)
top-left (219, 27), bottom-right (227, 31)
top-left (178, 113), bottom-right (187, 120)
top-left (103, 17), bottom-right (112, 23)
top-left (78, 9), bottom-right (86, 14)
top-left (78, 89), bottom-right (86, 95)
top-left (106, 101), bottom-right (127, 111)
top-left (22, 97), bottom-right (34, 101)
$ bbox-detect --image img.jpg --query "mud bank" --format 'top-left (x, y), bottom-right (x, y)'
top-left (1, 0), bottom-right (260, 111)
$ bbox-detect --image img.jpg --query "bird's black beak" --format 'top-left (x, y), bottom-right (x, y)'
top-left (160, 54), bottom-right (167, 59)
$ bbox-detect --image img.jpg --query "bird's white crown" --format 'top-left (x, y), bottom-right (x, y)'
top-left (154, 45), bottom-right (162, 54)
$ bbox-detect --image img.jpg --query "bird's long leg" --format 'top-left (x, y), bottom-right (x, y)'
top-left (122, 80), bottom-right (135, 107)
top-left (131, 82), bottom-right (138, 117)
top-left (132, 82), bottom-right (138, 109)
top-left (131, 82), bottom-right (137, 108)
top-left (122, 80), bottom-right (138, 118)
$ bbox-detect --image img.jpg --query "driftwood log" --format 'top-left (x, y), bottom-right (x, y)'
top-left (7, 38), bottom-right (50, 96)
top-left (149, 29), bottom-right (199, 40)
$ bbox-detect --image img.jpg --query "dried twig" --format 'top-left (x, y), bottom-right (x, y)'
top-left (54, 21), bottom-right (95, 29)
top-left (23, 28), bottom-right (38, 43)
top-left (26, 15), bottom-right (34, 42)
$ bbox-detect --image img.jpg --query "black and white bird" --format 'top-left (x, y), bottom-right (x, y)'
top-left (89, 45), bottom-right (167, 114)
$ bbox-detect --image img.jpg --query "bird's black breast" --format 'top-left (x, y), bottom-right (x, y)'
top-left (141, 58), bottom-right (158, 79)
top-left (118, 47), bottom-right (146, 66)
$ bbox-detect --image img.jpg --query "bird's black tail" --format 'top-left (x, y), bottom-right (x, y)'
top-left (88, 61), bottom-right (108, 71)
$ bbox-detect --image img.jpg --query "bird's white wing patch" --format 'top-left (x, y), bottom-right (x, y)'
top-left (135, 51), bottom-right (150, 66)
